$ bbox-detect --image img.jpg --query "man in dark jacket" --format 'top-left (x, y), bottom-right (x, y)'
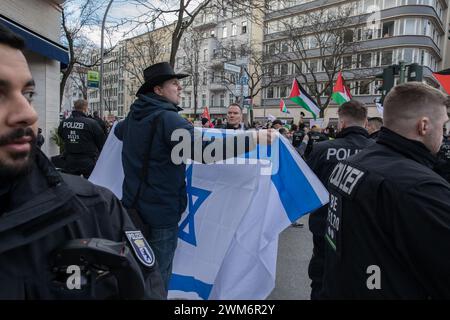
top-left (322, 82), bottom-right (450, 299)
top-left (435, 134), bottom-right (450, 183)
top-left (58, 99), bottom-right (106, 178)
top-left (0, 24), bottom-right (164, 299)
top-left (93, 110), bottom-right (109, 136)
top-left (367, 117), bottom-right (383, 140)
top-left (115, 62), bottom-right (270, 291)
top-left (306, 100), bottom-right (374, 299)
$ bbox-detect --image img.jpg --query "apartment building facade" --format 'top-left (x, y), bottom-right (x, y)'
top-left (259, 0), bottom-right (448, 126)
top-left (175, 1), bottom-right (264, 121)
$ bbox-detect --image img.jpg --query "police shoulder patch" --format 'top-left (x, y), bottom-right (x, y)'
top-left (125, 231), bottom-right (155, 268)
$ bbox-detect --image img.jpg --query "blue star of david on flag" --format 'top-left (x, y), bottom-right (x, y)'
top-left (178, 165), bottom-right (212, 246)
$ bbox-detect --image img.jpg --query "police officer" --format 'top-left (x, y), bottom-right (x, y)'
top-left (306, 100), bottom-right (374, 299)
top-left (322, 82), bottom-right (450, 299)
top-left (58, 99), bottom-right (105, 178)
top-left (435, 134), bottom-right (450, 183)
top-left (0, 24), bottom-right (164, 299)
top-left (367, 117), bottom-right (383, 139)
top-left (304, 125), bottom-right (329, 157)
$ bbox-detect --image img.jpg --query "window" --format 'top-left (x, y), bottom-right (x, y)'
top-left (381, 50), bottom-right (393, 65)
top-left (229, 93), bottom-right (234, 104)
top-left (223, 26), bottom-right (228, 38)
top-left (203, 49), bottom-right (208, 61)
top-left (266, 87), bottom-right (274, 98)
top-left (344, 30), bottom-right (354, 43)
top-left (343, 55), bottom-right (352, 69)
top-left (202, 71), bottom-right (207, 85)
top-left (220, 94), bottom-right (225, 107)
top-left (210, 94), bottom-right (215, 107)
top-left (242, 21), bottom-right (247, 34)
top-left (280, 63), bottom-right (289, 75)
top-left (382, 21), bottom-right (394, 37)
top-left (232, 24), bottom-right (237, 36)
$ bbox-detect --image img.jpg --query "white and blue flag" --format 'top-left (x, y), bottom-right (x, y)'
top-left (89, 124), bottom-right (328, 299)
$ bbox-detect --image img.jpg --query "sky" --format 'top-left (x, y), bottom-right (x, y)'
top-left (71, 0), bottom-right (201, 48)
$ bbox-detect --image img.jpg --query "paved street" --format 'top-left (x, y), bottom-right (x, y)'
top-left (268, 215), bottom-right (312, 300)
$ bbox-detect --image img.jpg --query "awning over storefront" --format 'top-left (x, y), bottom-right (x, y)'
top-left (0, 14), bottom-right (69, 67)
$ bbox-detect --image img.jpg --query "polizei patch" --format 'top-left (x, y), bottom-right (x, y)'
top-left (125, 231), bottom-right (155, 268)
top-left (328, 162), bottom-right (366, 198)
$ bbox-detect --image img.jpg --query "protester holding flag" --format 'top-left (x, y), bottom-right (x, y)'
top-left (306, 100), bottom-right (374, 299)
top-left (114, 62), bottom-right (273, 294)
top-left (322, 82), bottom-right (450, 299)
top-left (226, 103), bottom-right (247, 130)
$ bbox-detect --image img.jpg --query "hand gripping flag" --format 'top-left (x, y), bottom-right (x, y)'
top-left (289, 78), bottom-right (320, 120)
top-left (89, 125), bottom-right (329, 300)
top-left (332, 71), bottom-right (352, 105)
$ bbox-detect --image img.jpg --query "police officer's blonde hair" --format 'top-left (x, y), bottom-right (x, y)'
top-left (74, 99), bottom-right (88, 111)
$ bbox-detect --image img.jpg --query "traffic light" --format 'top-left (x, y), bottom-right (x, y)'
top-left (375, 65), bottom-right (396, 105)
top-left (407, 63), bottom-right (423, 82)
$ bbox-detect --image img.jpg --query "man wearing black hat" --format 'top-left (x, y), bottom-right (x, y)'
top-left (115, 62), bottom-right (273, 292)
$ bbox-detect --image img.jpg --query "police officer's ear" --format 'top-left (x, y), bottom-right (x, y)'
top-left (417, 117), bottom-right (431, 137)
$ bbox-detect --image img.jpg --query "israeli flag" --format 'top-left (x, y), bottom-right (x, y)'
top-left (90, 124), bottom-right (328, 300)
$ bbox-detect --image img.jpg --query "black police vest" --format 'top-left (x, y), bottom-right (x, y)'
top-left (60, 113), bottom-right (101, 157)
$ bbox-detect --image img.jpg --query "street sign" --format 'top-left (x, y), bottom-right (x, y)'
top-left (224, 62), bottom-right (240, 73)
top-left (240, 75), bottom-right (248, 85)
top-left (87, 70), bottom-right (99, 88)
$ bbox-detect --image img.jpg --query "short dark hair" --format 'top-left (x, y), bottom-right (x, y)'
top-left (201, 117), bottom-right (209, 125)
top-left (368, 117), bottom-right (383, 126)
top-left (228, 103), bottom-right (242, 112)
top-left (93, 111), bottom-right (99, 117)
top-left (338, 100), bottom-right (368, 122)
top-left (272, 119), bottom-right (283, 126)
top-left (0, 23), bottom-right (25, 50)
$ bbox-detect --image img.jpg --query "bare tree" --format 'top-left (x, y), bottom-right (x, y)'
top-left (122, 28), bottom-right (171, 97)
top-left (270, 4), bottom-right (370, 117)
top-left (60, 0), bottom-right (107, 109)
top-left (111, 0), bottom-right (267, 67)
top-left (180, 28), bottom-right (206, 119)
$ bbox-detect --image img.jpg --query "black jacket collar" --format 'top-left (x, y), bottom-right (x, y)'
top-left (336, 126), bottom-right (369, 139)
top-left (70, 110), bottom-right (89, 118)
top-left (377, 127), bottom-right (437, 169)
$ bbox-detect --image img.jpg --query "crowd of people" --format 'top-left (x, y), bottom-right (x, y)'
top-left (1, 22), bottom-right (450, 300)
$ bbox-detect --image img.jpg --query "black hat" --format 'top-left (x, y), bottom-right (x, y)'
top-left (136, 62), bottom-right (189, 96)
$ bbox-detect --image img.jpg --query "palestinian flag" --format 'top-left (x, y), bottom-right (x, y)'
top-left (432, 69), bottom-right (450, 94)
top-left (332, 71), bottom-right (352, 105)
top-left (289, 78), bottom-right (320, 120)
top-left (280, 99), bottom-right (289, 113)
top-left (201, 106), bottom-right (211, 121)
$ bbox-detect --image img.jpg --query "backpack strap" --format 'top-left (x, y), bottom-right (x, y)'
top-left (130, 112), bottom-right (164, 209)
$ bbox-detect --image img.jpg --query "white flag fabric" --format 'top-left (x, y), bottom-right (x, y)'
top-left (89, 126), bottom-right (329, 300)
top-left (376, 102), bottom-right (384, 117)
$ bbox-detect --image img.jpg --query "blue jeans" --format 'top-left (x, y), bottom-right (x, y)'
top-left (145, 225), bottom-right (179, 292)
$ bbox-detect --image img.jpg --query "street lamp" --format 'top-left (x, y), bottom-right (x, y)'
top-left (99, 0), bottom-right (114, 119)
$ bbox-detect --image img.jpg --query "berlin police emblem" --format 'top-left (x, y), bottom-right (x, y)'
top-left (125, 231), bottom-right (155, 268)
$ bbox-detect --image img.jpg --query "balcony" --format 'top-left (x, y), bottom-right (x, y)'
top-left (209, 82), bottom-right (227, 91)
top-left (193, 16), bottom-right (218, 30)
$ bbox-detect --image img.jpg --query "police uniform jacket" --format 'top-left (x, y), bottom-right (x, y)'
top-left (58, 111), bottom-right (106, 158)
top-left (322, 127), bottom-right (450, 299)
top-left (435, 136), bottom-right (450, 183)
top-left (0, 150), bottom-right (164, 299)
top-left (306, 126), bottom-right (374, 236)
